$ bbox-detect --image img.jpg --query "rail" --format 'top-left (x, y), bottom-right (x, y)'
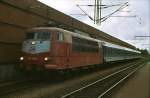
top-left (61, 61), bottom-right (145, 98)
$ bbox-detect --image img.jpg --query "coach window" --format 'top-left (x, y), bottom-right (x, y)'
top-left (57, 32), bottom-right (64, 42)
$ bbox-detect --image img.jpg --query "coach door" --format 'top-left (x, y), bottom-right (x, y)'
top-left (99, 42), bottom-right (105, 63)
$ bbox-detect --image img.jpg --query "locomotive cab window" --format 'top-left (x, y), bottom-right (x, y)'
top-left (37, 32), bottom-right (50, 40)
top-left (25, 32), bottom-right (35, 39)
top-left (57, 32), bottom-right (64, 42)
top-left (25, 32), bottom-right (50, 40)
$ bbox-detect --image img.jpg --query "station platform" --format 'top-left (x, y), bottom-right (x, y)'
top-left (112, 61), bottom-right (150, 98)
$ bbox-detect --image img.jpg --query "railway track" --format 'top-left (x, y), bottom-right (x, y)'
top-left (61, 60), bottom-right (145, 98)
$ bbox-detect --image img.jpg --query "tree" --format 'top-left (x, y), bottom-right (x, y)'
top-left (140, 49), bottom-right (149, 56)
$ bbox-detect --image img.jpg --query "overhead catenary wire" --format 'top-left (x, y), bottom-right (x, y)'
top-left (99, 3), bottom-right (129, 22)
top-left (76, 4), bottom-right (94, 21)
top-left (72, 1), bottom-right (139, 26)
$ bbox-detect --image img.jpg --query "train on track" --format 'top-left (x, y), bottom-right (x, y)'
top-left (19, 27), bottom-right (141, 71)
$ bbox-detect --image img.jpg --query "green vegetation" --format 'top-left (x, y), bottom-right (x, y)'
top-left (140, 49), bottom-right (150, 61)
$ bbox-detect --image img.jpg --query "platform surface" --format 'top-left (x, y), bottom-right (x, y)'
top-left (113, 61), bottom-right (150, 98)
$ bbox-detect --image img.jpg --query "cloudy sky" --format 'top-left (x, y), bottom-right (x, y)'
top-left (38, 0), bottom-right (150, 52)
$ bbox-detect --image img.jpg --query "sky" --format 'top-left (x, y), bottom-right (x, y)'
top-left (38, 0), bottom-right (150, 52)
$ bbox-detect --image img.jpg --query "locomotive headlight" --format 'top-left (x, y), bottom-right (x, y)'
top-left (44, 57), bottom-right (48, 61)
top-left (20, 57), bottom-right (24, 61)
top-left (31, 41), bottom-right (36, 45)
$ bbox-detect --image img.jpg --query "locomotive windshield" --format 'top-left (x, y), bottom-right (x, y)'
top-left (23, 32), bottom-right (51, 54)
top-left (26, 32), bottom-right (35, 39)
top-left (25, 32), bottom-right (50, 40)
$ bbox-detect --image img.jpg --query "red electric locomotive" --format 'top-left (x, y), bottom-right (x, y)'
top-left (19, 27), bottom-right (103, 71)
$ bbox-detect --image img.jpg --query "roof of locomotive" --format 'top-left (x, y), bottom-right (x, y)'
top-left (29, 27), bottom-right (141, 54)
top-left (30, 27), bottom-right (102, 42)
